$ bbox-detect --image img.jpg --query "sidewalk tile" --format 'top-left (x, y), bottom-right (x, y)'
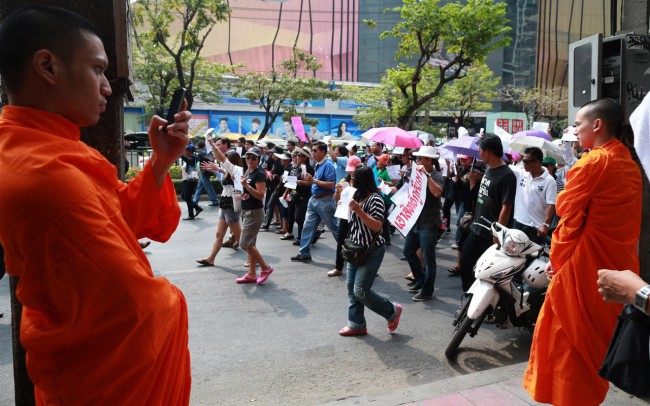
top-left (413, 393), bottom-right (475, 406)
top-left (460, 384), bottom-right (533, 406)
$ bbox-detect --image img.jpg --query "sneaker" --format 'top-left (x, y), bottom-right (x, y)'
top-left (408, 286), bottom-right (422, 293)
top-left (399, 255), bottom-right (407, 261)
top-left (451, 243), bottom-right (459, 250)
top-left (387, 304), bottom-right (403, 332)
top-left (291, 254), bottom-right (312, 262)
top-left (257, 266), bottom-right (274, 284)
top-left (292, 240), bottom-right (301, 246)
top-left (412, 292), bottom-right (433, 302)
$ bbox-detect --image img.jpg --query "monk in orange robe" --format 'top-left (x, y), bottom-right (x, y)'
top-left (0, 6), bottom-right (191, 404)
top-left (523, 98), bottom-right (642, 405)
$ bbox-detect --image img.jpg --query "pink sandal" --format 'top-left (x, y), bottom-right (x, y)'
top-left (236, 274), bottom-right (257, 284)
top-left (257, 266), bottom-right (274, 284)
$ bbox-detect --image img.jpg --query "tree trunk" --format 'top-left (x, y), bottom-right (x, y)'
top-left (397, 113), bottom-right (416, 131)
top-left (0, 1), bottom-right (127, 403)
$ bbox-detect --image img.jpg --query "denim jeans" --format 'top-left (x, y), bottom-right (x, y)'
top-left (455, 202), bottom-right (466, 244)
top-left (346, 244), bottom-right (397, 330)
top-left (403, 224), bottom-right (440, 297)
top-left (193, 171), bottom-right (219, 204)
top-left (298, 195), bottom-right (340, 257)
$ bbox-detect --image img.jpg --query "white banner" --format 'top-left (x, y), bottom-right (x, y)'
top-left (387, 164), bottom-right (428, 236)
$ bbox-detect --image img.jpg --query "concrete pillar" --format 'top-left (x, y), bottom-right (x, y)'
top-left (0, 1), bottom-right (128, 404)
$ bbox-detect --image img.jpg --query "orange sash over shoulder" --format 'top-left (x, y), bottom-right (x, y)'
top-left (0, 106), bottom-right (191, 405)
top-left (522, 138), bottom-right (642, 406)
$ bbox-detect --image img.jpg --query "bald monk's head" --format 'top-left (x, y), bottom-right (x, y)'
top-left (0, 6), bottom-right (111, 127)
top-left (574, 98), bottom-right (623, 149)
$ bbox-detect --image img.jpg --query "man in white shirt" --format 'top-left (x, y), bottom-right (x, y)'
top-left (512, 146), bottom-right (557, 244)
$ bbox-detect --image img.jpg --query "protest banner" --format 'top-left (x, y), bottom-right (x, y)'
top-left (291, 116), bottom-right (308, 142)
top-left (387, 164), bottom-right (427, 236)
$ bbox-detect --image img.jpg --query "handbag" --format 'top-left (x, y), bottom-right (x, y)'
top-left (341, 233), bottom-right (379, 266)
top-left (598, 304), bottom-right (650, 397)
top-left (220, 195), bottom-right (234, 211)
top-left (459, 212), bottom-right (474, 233)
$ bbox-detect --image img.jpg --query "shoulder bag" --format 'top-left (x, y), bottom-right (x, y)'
top-left (598, 304), bottom-right (650, 397)
top-left (341, 196), bottom-right (380, 266)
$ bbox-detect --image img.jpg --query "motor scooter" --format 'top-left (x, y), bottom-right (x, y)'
top-left (445, 222), bottom-right (549, 359)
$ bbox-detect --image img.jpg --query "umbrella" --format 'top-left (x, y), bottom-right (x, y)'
top-left (439, 136), bottom-right (481, 160)
top-left (512, 129), bottom-right (552, 142)
top-left (510, 135), bottom-right (566, 165)
top-left (436, 146), bottom-right (456, 162)
top-left (361, 127), bottom-right (424, 149)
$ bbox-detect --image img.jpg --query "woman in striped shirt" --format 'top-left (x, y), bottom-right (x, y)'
top-left (339, 165), bottom-right (402, 336)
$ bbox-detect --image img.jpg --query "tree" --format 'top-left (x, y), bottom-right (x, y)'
top-left (234, 50), bottom-right (340, 139)
top-left (501, 86), bottom-right (567, 129)
top-left (132, 0), bottom-right (230, 111)
top-left (343, 78), bottom-right (399, 129)
top-left (431, 63), bottom-right (500, 126)
top-left (378, 0), bottom-right (511, 130)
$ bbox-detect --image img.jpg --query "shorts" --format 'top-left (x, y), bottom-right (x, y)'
top-left (240, 208), bottom-right (264, 250)
top-left (219, 208), bottom-right (240, 224)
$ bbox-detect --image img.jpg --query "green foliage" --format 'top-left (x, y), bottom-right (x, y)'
top-left (234, 50), bottom-right (340, 139)
top-left (500, 87), bottom-right (567, 128)
top-left (342, 79), bottom-right (399, 129)
top-left (125, 166), bottom-right (142, 182)
top-left (131, 0), bottom-right (231, 113)
top-left (168, 164), bottom-right (182, 180)
top-left (431, 63), bottom-right (500, 124)
top-left (378, 0), bottom-right (511, 129)
top-left (282, 106), bottom-right (319, 128)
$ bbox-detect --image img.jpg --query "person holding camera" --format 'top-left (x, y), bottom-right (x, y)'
top-left (0, 6), bottom-right (191, 403)
top-left (339, 165), bottom-right (402, 336)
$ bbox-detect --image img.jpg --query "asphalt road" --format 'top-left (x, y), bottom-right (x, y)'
top-left (0, 206), bottom-right (533, 405)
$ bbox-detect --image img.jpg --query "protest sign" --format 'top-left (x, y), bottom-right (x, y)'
top-left (291, 116), bottom-right (308, 142)
top-left (388, 165), bottom-right (427, 236)
top-left (387, 165), bottom-right (401, 180)
top-left (233, 166), bottom-right (244, 192)
top-left (335, 186), bottom-right (357, 220)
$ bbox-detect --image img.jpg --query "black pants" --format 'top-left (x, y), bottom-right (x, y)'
top-left (181, 180), bottom-right (200, 217)
top-left (513, 220), bottom-right (546, 245)
top-left (335, 219), bottom-right (349, 271)
top-left (294, 194), bottom-right (310, 241)
top-left (264, 188), bottom-right (281, 227)
top-left (381, 204), bottom-right (391, 243)
top-left (459, 232), bottom-right (493, 292)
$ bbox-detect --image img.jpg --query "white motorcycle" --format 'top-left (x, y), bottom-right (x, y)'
top-left (445, 222), bottom-right (550, 359)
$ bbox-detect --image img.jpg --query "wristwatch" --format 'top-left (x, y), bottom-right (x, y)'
top-left (634, 285), bottom-right (650, 315)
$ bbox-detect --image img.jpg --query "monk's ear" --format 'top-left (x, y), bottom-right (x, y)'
top-left (592, 117), bottom-right (604, 133)
top-left (32, 49), bottom-right (60, 86)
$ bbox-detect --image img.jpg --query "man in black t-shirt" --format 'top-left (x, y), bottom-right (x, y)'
top-left (459, 135), bottom-right (517, 291)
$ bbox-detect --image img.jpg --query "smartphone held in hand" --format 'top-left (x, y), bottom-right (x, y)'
top-left (165, 88), bottom-right (186, 126)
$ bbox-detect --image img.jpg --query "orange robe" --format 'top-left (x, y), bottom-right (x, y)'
top-left (0, 106), bottom-right (191, 405)
top-left (522, 138), bottom-right (642, 405)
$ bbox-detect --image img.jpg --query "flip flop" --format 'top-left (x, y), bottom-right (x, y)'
top-left (448, 266), bottom-right (460, 275)
top-left (404, 274), bottom-right (416, 281)
top-left (196, 259), bottom-right (214, 266)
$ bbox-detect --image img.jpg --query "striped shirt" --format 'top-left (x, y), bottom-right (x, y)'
top-left (349, 193), bottom-right (385, 247)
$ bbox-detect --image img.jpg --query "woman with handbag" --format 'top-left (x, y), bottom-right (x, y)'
top-left (195, 149), bottom-right (244, 267)
top-left (339, 165), bottom-right (402, 336)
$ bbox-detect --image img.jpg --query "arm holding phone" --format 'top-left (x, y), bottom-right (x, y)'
top-left (147, 88), bottom-right (190, 188)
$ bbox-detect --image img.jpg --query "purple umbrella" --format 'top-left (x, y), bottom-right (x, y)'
top-left (439, 136), bottom-right (481, 159)
top-left (361, 127), bottom-right (424, 149)
top-left (512, 130), bottom-right (552, 142)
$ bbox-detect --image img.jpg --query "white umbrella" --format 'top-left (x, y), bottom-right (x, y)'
top-left (510, 136), bottom-right (566, 165)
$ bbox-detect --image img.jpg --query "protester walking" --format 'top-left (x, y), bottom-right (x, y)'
top-left (236, 148), bottom-right (275, 284)
top-left (180, 144), bottom-right (203, 220)
top-left (339, 165), bottom-right (402, 336)
top-left (402, 146), bottom-right (444, 302)
top-left (195, 140), bottom-right (243, 267)
top-left (291, 143), bottom-right (340, 264)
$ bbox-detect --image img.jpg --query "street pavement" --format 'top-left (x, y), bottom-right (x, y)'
top-left (0, 203), bottom-right (645, 405)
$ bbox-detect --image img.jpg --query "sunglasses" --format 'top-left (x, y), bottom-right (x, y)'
top-left (522, 159), bottom-right (538, 164)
